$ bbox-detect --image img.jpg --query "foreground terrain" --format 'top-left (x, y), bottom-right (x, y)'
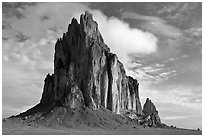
top-left (2, 120), bottom-right (201, 135)
top-left (2, 107), bottom-right (201, 135)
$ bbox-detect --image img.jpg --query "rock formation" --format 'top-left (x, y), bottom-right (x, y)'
top-left (4, 11), bottom-right (166, 131)
top-left (40, 11), bottom-right (142, 115)
top-left (141, 98), bottom-right (162, 127)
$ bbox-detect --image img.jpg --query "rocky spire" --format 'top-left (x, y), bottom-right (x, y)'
top-left (143, 98), bottom-right (157, 116)
top-left (142, 98), bottom-right (161, 127)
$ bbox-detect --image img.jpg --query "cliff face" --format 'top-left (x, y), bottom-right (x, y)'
top-left (40, 11), bottom-right (142, 115)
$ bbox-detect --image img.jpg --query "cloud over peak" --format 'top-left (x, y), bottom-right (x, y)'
top-left (89, 10), bottom-right (158, 76)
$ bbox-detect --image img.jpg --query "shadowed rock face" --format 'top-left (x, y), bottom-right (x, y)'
top-left (142, 98), bottom-right (161, 127)
top-left (143, 98), bottom-right (157, 116)
top-left (40, 74), bottom-right (55, 105)
top-left (40, 11), bottom-right (142, 115)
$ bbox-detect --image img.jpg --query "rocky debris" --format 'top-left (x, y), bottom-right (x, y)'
top-left (139, 98), bottom-right (162, 127)
top-left (40, 10), bottom-right (142, 115)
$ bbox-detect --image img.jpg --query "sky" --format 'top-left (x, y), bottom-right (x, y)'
top-left (2, 2), bottom-right (202, 130)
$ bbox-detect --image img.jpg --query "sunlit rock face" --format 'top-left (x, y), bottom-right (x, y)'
top-left (40, 11), bottom-right (142, 115)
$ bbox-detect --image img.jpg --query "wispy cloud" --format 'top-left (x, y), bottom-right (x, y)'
top-left (2, 3), bottom-right (88, 42)
top-left (121, 11), bottom-right (183, 38)
top-left (140, 85), bottom-right (202, 109)
top-left (162, 115), bottom-right (200, 120)
top-left (157, 3), bottom-right (180, 14)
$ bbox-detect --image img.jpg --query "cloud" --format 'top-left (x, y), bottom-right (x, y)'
top-left (178, 3), bottom-right (199, 13)
top-left (120, 8), bottom-right (200, 66)
top-left (140, 84), bottom-right (202, 109)
top-left (15, 32), bottom-right (30, 42)
top-left (185, 27), bottom-right (202, 37)
top-left (87, 10), bottom-right (158, 76)
top-left (126, 58), bottom-right (178, 86)
top-left (162, 115), bottom-right (199, 120)
top-left (3, 3), bottom-right (89, 42)
top-left (121, 11), bottom-right (183, 38)
top-left (122, 12), bottom-right (165, 22)
top-left (183, 27), bottom-right (202, 50)
top-left (164, 3), bottom-right (201, 29)
top-left (157, 3), bottom-right (180, 14)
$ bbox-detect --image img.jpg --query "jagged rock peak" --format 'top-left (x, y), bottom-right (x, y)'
top-left (80, 10), bottom-right (104, 44)
top-left (80, 10), bottom-right (94, 23)
top-left (142, 98), bottom-right (161, 126)
top-left (67, 10), bottom-right (98, 34)
top-left (80, 10), bottom-right (97, 29)
top-left (64, 11), bottom-right (108, 51)
top-left (143, 98), bottom-right (157, 116)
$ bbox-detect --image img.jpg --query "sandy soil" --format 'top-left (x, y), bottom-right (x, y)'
top-left (2, 121), bottom-right (201, 135)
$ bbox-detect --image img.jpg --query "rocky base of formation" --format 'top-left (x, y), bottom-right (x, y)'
top-left (10, 97), bottom-right (163, 128)
top-left (9, 102), bottom-right (166, 129)
top-left (7, 11), bottom-right (164, 128)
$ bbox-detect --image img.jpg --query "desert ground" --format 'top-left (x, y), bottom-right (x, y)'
top-left (3, 107), bottom-right (202, 136)
top-left (2, 106), bottom-right (202, 135)
top-left (2, 122), bottom-right (202, 135)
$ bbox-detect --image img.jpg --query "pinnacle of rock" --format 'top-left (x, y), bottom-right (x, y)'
top-left (142, 98), bottom-right (161, 127)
